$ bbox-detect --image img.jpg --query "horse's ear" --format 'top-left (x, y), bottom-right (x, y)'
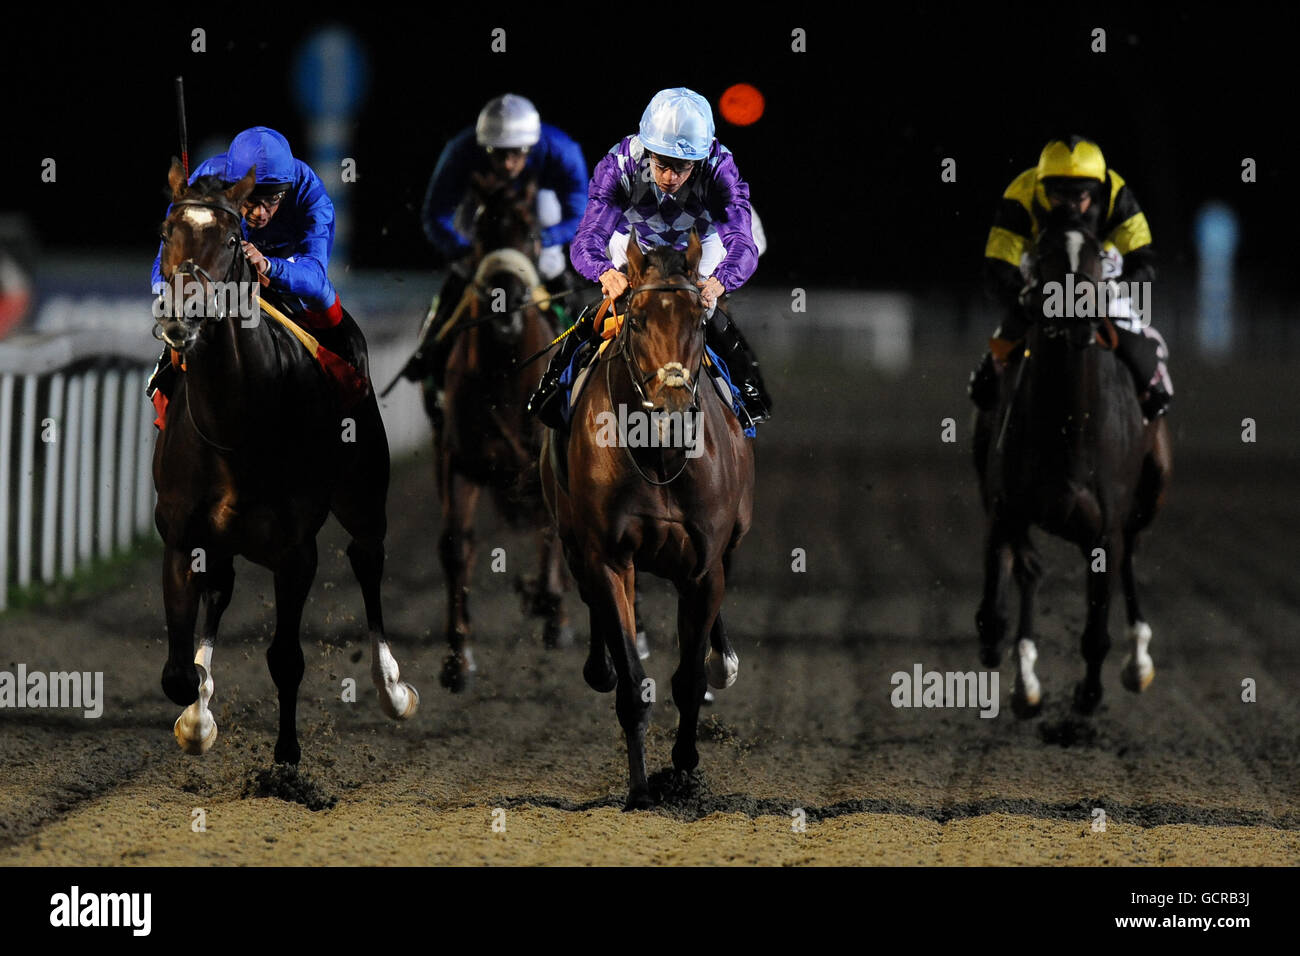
top-left (625, 234), bottom-right (645, 286)
top-left (224, 165), bottom-right (257, 206)
top-left (684, 230), bottom-right (702, 280)
top-left (522, 177), bottom-right (537, 203)
top-left (168, 158), bottom-right (188, 200)
top-left (470, 171), bottom-right (488, 197)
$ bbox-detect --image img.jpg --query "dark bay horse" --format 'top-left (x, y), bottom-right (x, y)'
top-left (540, 233), bottom-right (755, 808)
top-left (427, 175), bottom-right (571, 692)
top-left (974, 216), bottom-right (1171, 715)
top-left (154, 161), bottom-right (417, 764)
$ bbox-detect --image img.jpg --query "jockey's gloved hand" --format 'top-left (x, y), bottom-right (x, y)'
top-left (1100, 247), bottom-right (1123, 280)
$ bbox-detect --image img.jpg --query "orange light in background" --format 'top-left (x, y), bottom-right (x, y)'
top-left (719, 83), bottom-right (764, 126)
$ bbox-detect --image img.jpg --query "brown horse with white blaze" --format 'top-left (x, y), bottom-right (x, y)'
top-left (540, 233), bottom-right (754, 809)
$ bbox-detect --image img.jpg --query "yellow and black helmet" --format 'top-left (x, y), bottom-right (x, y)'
top-left (1037, 136), bottom-right (1106, 182)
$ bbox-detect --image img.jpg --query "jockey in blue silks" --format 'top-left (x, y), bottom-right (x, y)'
top-left (400, 94), bottom-right (589, 420)
top-left (147, 126), bottom-right (366, 420)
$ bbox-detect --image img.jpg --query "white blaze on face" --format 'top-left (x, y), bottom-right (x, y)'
top-left (181, 207), bottom-right (217, 228)
top-left (1065, 231), bottom-right (1085, 274)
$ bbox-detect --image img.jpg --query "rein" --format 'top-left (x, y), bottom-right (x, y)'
top-left (604, 279), bottom-right (708, 486)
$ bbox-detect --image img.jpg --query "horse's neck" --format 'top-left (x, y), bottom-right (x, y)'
top-left (1023, 333), bottom-right (1095, 475)
top-left (184, 289), bottom-right (280, 446)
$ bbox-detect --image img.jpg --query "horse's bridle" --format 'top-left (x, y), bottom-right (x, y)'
top-left (155, 199), bottom-right (248, 333)
top-left (156, 197), bottom-right (268, 453)
top-left (606, 278), bottom-right (709, 486)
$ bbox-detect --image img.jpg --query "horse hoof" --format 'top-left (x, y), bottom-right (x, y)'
top-left (623, 789), bottom-right (656, 812)
top-left (1072, 682), bottom-right (1103, 715)
top-left (379, 681), bottom-right (420, 720)
top-left (173, 713), bottom-right (217, 754)
top-left (543, 621), bottom-right (575, 650)
top-left (703, 689), bottom-right (715, 706)
top-left (273, 740), bottom-right (301, 766)
top-left (441, 658), bottom-right (473, 697)
top-left (1121, 659), bottom-right (1155, 693)
top-left (705, 649), bottom-right (739, 689)
top-left (635, 630), bottom-right (650, 661)
top-left (583, 655), bottom-right (617, 693)
top-left (1010, 693), bottom-right (1043, 719)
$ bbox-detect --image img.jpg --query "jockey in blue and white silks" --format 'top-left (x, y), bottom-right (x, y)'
top-left (402, 95), bottom-right (589, 417)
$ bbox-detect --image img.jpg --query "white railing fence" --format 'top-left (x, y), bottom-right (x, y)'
top-left (0, 326), bottom-right (430, 612)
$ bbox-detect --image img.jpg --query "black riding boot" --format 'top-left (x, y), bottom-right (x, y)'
top-left (146, 346), bottom-right (178, 399)
top-left (526, 302), bottom-right (598, 430)
top-left (706, 310), bottom-right (771, 427)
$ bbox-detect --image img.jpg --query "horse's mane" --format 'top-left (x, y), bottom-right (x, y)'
top-left (642, 244), bottom-right (690, 279)
top-left (177, 173), bottom-right (231, 201)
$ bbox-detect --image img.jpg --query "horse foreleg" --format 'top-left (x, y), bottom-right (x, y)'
top-left (1010, 532), bottom-right (1043, 716)
top-left (595, 564), bottom-right (652, 809)
top-left (673, 566), bottom-right (725, 774)
top-left (1075, 535), bottom-right (1119, 714)
top-left (268, 541), bottom-right (316, 765)
top-left (161, 543), bottom-right (202, 709)
top-left (976, 519), bottom-right (1015, 667)
top-left (173, 555), bottom-right (233, 754)
top-left (1119, 530), bottom-right (1155, 694)
top-left (438, 472), bottom-right (480, 692)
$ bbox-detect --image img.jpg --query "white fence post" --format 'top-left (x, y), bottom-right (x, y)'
top-left (41, 373), bottom-right (64, 584)
top-left (0, 374), bottom-right (13, 610)
top-left (17, 374), bottom-right (37, 589)
top-left (61, 375), bottom-right (81, 579)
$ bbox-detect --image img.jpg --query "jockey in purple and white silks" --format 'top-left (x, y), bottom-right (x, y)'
top-left (527, 87), bottom-right (771, 431)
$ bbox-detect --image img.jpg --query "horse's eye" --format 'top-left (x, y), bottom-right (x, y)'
top-left (227, 235), bottom-right (238, 247)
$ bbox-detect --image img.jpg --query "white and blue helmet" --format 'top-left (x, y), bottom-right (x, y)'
top-left (476, 94), bottom-right (542, 149)
top-left (638, 88), bottom-right (714, 161)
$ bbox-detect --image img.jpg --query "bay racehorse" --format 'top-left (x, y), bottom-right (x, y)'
top-left (426, 174), bottom-right (571, 691)
top-left (154, 160), bottom-right (418, 764)
top-left (974, 213), bottom-right (1172, 715)
top-left (540, 233), bottom-right (754, 808)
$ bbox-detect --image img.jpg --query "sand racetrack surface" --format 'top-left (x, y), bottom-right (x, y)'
top-left (1, 353), bottom-right (1297, 866)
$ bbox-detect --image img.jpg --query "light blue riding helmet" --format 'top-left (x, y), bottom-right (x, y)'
top-left (638, 88), bottom-right (715, 161)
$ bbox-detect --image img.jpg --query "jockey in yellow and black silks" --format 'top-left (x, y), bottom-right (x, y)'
top-left (969, 136), bottom-right (1173, 420)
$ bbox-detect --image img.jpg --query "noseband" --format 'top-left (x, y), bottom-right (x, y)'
top-left (155, 199), bottom-right (247, 334)
top-left (607, 278), bottom-right (709, 486)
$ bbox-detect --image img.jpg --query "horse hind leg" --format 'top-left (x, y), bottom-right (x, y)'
top-left (1119, 531), bottom-right (1155, 694)
top-left (345, 539), bottom-right (420, 720)
top-left (173, 555), bottom-right (234, 754)
top-left (705, 612), bottom-right (739, 690)
top-left (976, 520), bottom-right (1015, 667)
top-left (537, 525), bottom-right (574, 650)
top-left (1010, 533), bottom-right (1044, 717)
top-left (633, 586), bottom-right (650, 661)
top-left (267, 541), bottom-right (317, 765)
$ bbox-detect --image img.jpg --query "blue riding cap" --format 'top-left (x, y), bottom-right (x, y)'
top-left (223, 127), bottom-right (295, 195)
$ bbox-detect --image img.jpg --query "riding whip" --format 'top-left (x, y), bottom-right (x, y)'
top-left (174, 76), bottom-right (190, 178)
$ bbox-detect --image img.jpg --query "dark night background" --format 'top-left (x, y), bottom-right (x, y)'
top-left (1, 5), bottom-right (1293, 298)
